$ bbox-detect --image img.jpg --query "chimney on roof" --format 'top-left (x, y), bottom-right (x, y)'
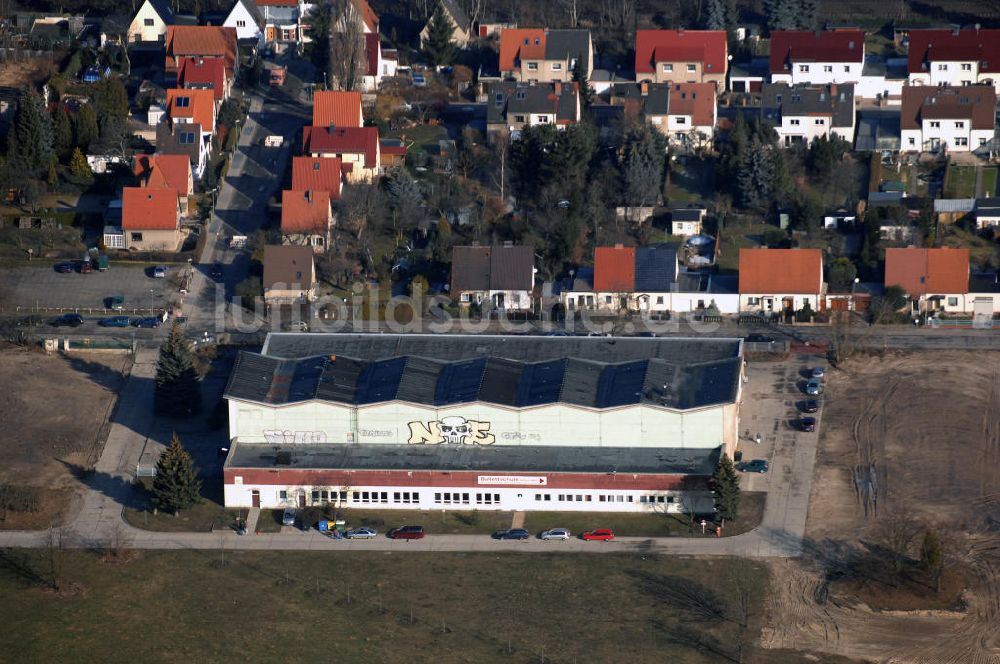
top-left (830, 84), bottom-right (838, 97)
top-left (614, 243), bottom-right (624, 248)
top-left (640, 81), bottom-right (649, 96)
top-left (504, 240), bottom-right (513, 247)
top-left (678, 28), bottom-right (684, 35)
top-left (953, 27), bottom-right (960, 36)
top-left (554, 81), bottom-right (562, 95)
top-left (328, 122), bottom-right (336, 133)
top-left (848, 40), bottom-right (855, 49)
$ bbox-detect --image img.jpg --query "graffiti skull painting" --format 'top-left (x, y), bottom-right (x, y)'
top-left (439, 416), bottom-right (471, 444)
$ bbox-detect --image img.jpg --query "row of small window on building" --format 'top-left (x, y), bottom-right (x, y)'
top-left (433, 492), bottom-right (501, 505)
top-left (535, 493), bottom-right (675, 504)
top-left (278, 489), bottom-right (420, 505)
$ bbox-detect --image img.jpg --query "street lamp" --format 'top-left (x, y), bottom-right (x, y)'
top-left (149, 288), bottom-right (156, 313)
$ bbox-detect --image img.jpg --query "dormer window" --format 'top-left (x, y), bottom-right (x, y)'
top-left (175, 96), bottom-right (190, 108)
top-left (516, 90), bottom-right (525, 99)
top-left (534, 37), bottom-right (540, 45)
top-left (494, 93), bottom-right (503, 106)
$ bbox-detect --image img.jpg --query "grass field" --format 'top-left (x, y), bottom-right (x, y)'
top-left (0, 549), bottom-right (776, 663)
top-left (982, 166), bottom-right (998, 197)
top-left (943, 164), bottom-right (977, 198)
top-left (666, 157), bottom-right (716, 204)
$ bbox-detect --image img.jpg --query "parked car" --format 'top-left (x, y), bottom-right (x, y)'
top-left (53, 262), bottom-right (75, 273)
top-left (805, 379), bottom-right (823, 396)
top-left (412, 72), bottom-right (426, 87)
top-left (539, 528), bottom-right (571, 541)
top-left (388, 525), bottom-right (425, 540)
top-left (345, 527), bottom-right (378, 539)
top-left (15, 315), bottom-right (43, 327)
top-left (106, 296), bottom-right (124, 310)
top-left (581, 529), bottom-right (615, 541)
top-left (153, 265), bottom-right (167, 278)
top-left (210, 262), bottom-right (224, 279)
top-left (79, 260), bottom-right (92, 274)
top-left (799, 399), bottom-right (819, 414)
top-left (281, 321), bottom-right (309, 332)
top-left (132, 316), bottom-right (162, 328)
top-left (810, 366), bottom-right (826, 379)
top-left (495, 528), bottom-right (530, 540)
top-left (50, 313), bottom-right (84, 327)
top-left (737, 459), bottom-right (769, 473)
top-left (281, 508), bottom-right (297, 526)
top-left (744, 333), bottom-right (775, 343)
top-left (799, 417), bottom-right (817, 432)
top-left (98, 316), bottom-right (131, 327)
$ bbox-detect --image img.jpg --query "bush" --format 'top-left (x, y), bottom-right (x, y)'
top-left (235, 276), bottom-right (262, 309)
top-left (795, 301), bottom-right (814, 323)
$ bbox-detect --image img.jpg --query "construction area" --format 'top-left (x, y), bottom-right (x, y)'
top-left (763, 350), bottom-right (1000, 663)
top-left (0, 347), bottom-right (127, 529)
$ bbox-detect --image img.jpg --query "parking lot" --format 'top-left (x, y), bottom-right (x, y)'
top-left (0, 264), bottom-right (182, 313)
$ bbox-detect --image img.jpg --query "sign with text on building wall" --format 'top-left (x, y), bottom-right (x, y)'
top-left (477, 475), bottom-right (547, 486)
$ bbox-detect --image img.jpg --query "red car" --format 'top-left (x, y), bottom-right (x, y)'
top-left (581, 529), bottom-right (615, 541)
top-left (388, 525), bottom-right (425, 540)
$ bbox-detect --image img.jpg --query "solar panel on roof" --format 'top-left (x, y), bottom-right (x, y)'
top-left (434, 357), bottom-right (487, 405)
top-left (516, 359), bottom-right (566, 406)
top-left (595, 360), bottom-right (648, 408)
top-left (355, 357), bottom-right (406, 404)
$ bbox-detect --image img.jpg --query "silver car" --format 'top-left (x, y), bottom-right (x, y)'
top-left (805, 379), bottom-right (823, 395)
top-left (281, 508), bottom-right (296, 526)
top-left (540, 528), bottom-right (571, 540)
top-left (345, 526), bottom-right (378, 539)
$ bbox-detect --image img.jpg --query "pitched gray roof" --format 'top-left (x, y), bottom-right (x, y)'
top-left (439, 0), bottom-right (470, 31)
top-left (761, 82), bottom-right (855, 129)
top-left (544, 29), bottom-right (591, 74)
top-left (487, 81), bottom-right (579, 125)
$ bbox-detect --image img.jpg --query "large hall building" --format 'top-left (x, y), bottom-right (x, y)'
top-left (222, 334), bottom-right (746, 513)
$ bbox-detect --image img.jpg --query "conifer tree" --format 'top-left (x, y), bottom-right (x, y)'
top-left (712, 454), bottom-right (741, 525)
top-left (154, 324), bottom-right (202, 417)
top-left (422, 2), bottom-right (456, 67)
top-left (571, 55), bottom-right (593, 108)
top-left (69, 148), bottom-right (92, 184)
top-left (8, 89), bottom-right (54, 178)
top-left (151, 433), bottom-right (202, 513)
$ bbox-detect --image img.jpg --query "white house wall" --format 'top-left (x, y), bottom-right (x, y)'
top-left (224, 3), bottom-right (262, 42)
top-left (128, 1), bottom-right (167, 42)
top-left (228, 399), bottom-right (729, 449)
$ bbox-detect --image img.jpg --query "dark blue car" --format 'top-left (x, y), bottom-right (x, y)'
top-left (132, 316), bottom-right (162, 328)
top-left (495, 528), bottom-right (530, 540)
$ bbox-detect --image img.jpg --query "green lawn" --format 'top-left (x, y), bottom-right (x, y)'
top-left (666, 157), bottom-right (716, 203)
top-left (716, 222), bottom-right (775, 272)
top-left (304, 507), bottom-right (515, 535)
top-left (981, 166), bottom-right (998, 197)
top-left (944, 164), bottom-right (976, 198)
top-left (385, 122), bottom-right (449, 153)
top-left (0, 549), bottom-right (774, 663)
top-left (123, 479), bottom-right (240, 533)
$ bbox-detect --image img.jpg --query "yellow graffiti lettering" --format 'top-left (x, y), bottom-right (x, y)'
top-left (467, 421), bottom-right (495, 445)
top-left (407, 420), bottom-right (444, 445)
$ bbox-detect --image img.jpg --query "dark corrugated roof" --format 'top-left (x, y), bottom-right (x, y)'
top-left (634, 245), bottom-right (677, 292)
top-left (450, 246), bottom-right (490, 292)
top-left (451, 245), bottom-right (534, 293)
top-left (228, 442), bottom-right (722, 476)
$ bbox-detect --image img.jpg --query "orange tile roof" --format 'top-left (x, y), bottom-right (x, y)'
top-left (312, 90), bottom-right (363, 128)
top-left (351, 0), bottom-right (379, 33)
top-left (668, 82), bottom-right (716, 126)
top-left (291, 156), bottom-right (343, 199)
top-left (738, 248), bottom-right (823, 294)
top-left (166, 88), bottom-right (216, 134)
top-left (301, 125), bottom-right (379, 168)
top-left (166, 26), bottom-right (237, 66)
top-left (594, 246), bottom-right (635, 292)
top-left (281, 190), bottom-right (332, 234)
top-left (499, 29), bottom-right (546, 71)
top-left (635, 30), bottom-right (727, 76)
top-left (177, 56), bottom-right (228, 100)
top-left (885, 247), bottom-right (969, 296)
top-left (133, 154), bottom-right (192, 198)
top-left (122, 187), bottom-right (179, 231)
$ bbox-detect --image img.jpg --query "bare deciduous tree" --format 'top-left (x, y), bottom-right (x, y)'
top-left (329, 0), bottom-right (368, 91)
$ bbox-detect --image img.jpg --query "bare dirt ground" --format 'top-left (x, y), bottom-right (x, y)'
top-left (0, 57), bottom-right (56, 90)
top-left (762, 351), bottom-right (1000, 663)
top-left (0, 346), bottom-right (127, 528)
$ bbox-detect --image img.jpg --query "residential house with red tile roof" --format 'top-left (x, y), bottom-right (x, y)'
top-left (120, 187), bottom-right (182, 251)
top-left (450, 244), bottom-right (536, 310)
top-left (281, 189), bottom-right (333, 252)
top-left (177, 56), bottom-right (232, 101)
top-left (634, 30), bottom-right (727, 88)
top-left (738, 248), bottom-right (824, 313)
top-left (312, 90), bottom-right (363, 128)
top-left (165, 26), bottom-right (238, 77)
top-left (263, 244), bottom-right (317, 304)
top-left (885, 247), bottom-right (971, 313)
top-left (302, 125), bottom-right (380, 182)
top-left (562, 244), bottom-right (738, 315)
top-left (769, 30), bottom-right (865, 86)
top-left (133, 153), bottom-right (193, 215)
top-left (907, 29), bottom-right (1000, 92)
top-left (900, 85), bottom-right (996, 154)
top-left (611, 82), bottom-right (716, 150)
top-left (291, 156), bottom-right (344, 199)
top-left (499, 28), bottom-right (592, 83)
top-left (161, 88), bottom-right (216, 178)
top-left (485, 81), bottom-right (580, 144)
